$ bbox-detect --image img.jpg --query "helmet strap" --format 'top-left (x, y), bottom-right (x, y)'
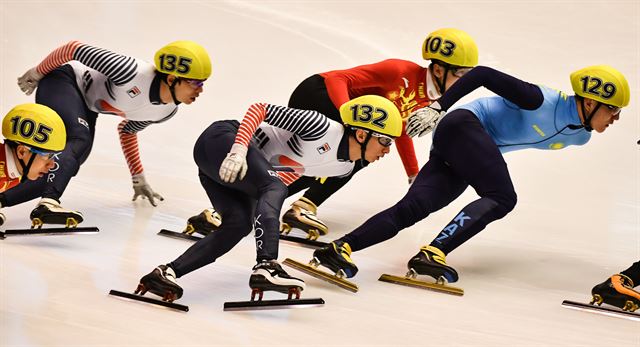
top-left (18, 151), bottom-right (37, 183)
top-left (430, 63), bottom-right (450, 95)
top-left (579, 98), bottom-right (600, 132)
top-left (166, 76), bottom-right (182, 105)
top-left (356, 130), bottom-right (373, 166)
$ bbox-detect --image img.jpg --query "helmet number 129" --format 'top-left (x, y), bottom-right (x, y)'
top-left (579, 76), bottom-right (616, 99)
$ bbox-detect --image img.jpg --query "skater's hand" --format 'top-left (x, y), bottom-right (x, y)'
top-left (17, 67), bottom-right (44, 96)
top-left (132, 174), bottom-right (164, 206)
top-left (219, 143), bottom-right (248, 183)
top-left (406, 102), bottom-right (445, 138)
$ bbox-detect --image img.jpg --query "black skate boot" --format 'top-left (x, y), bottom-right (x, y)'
top-left (407, 245), bottom-right (459, 283)
top-left (183, 208), bottom-right (222, 236)
top-left (136, 265), bottom-right (183, 302)
top-left (250, 260), bottom-right (305, 300)
top-left (30, 198), bottom-right (84, 228)
top-left (281, 197), bottom-right (328, 240)
top-left (312, 240), bottom-right (358, 278)
top-left (591, 274), bottom-right (640, 312)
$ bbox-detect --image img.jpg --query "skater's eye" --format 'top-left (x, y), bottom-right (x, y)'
top-left (451, 67), bottom-right (472, 78)
top-left (183, 78), bottom-right (205, 88)
top-left (371, 133), bottom-right (394, 147)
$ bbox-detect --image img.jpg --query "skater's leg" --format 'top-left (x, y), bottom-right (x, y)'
top-left (170, 173), bottom-right (255, 277)
top-left (36, 66), bottom-right (97, 202)
top-left (339, 157), bottom-right (467, 252)
top-left (621, 261), bottom-right (640, 287)
top-left (427, 110), bottom-right (517, 254)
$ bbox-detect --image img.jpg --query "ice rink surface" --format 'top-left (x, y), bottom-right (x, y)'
top-left (1, 0), bottom-right (639, 346)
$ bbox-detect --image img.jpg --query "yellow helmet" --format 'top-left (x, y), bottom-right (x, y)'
top-left (154, 40), bottom-right (212, 80)
top-left (422, 28), bottom-right (478, 67)
top-left (2, 103), bottom-right (66, 152)
top-left (339, 95), bottom-right (403, 137)
top-left (570, 65), bottom-right (630, 108)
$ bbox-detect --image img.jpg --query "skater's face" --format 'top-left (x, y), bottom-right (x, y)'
top-left (584, 99), bottom-right (622, 133)
top-left (352, 130), bottom-right (393, 163)
top-left (170, 75), bottom-right (205, 105)
top-left (15, 145), bottom-right (56, 180)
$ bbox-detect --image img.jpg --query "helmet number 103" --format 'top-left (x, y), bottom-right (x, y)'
top-left (9, 116), bottom-right (52, 144)
top-left (350, 104), bottom-right (389, 129)
top-left (424, 36), bottom-right (456, 57)
top-left (158, 54), bottom-right (192, 74)
top-left (579, 75), bottom-right (616, 99)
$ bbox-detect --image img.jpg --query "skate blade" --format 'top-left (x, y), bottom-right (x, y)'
top-left (0, 227), bottom-right (99, 240)
top-left (561, 300), bottom-right (640, 321)
top-left (157, 229), bottom-right (203, 242)
top-left (283, 258), bottom-right (358, 293)
top-left (378, 273), bottom-right (464, 296)
top-left (223, 298), bottom-right (325, 311)
top-left (108, 290), bottom-right (189, 312)
top-left (279, 234), bottom-right (328, 249)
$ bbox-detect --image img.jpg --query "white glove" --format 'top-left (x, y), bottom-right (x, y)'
top-left (405, 102), bottom-right (446, 138)
top-left (132, 174), bottom-right (164, 206)
top-left (17, 67), bottom-right (44, 96)
top-left (408, 175), bottom-right (417, 185)
top-left (219, 143), bottom-right (248, 183)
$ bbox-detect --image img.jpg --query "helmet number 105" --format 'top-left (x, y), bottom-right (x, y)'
top-left (9, 116), bottom-right (52, 144)
top-left (158, 54), bottom-right (192, 74)
top-left (350, 104), bottom-right (388, 129)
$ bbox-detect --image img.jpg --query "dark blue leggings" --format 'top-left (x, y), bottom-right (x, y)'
top-left (0, 65), bottom-right (96, 207)
top-left (170, 120), bottom-right (288, 278)
top-left (340, 109), bottom-right (517, 255)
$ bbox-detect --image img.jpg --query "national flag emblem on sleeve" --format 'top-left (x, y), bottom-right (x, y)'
top-left (127, 86), bottom-right (141, 98)
top-left (317, 143), bottom-right (331, 154)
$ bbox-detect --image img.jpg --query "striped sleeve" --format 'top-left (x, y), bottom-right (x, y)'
top-left (234, 103), bottom-right (331, 147)
top-left (118, 120), bottom-right (144, 176)
top-left (36, 41), bottom-right (138, 86)
top-left (116, 109), bottom-right (178, 176)
top-left (276, 172), bottom-right (301, 186)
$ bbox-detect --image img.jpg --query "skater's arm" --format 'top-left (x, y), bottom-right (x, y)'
top-left (117, 110), bottom-right (177, 176)
top-left (35, 41), bottom-right (138, 85)
top-left (437, 66), bottom-right (544, 111)
top-left (234, 103), bottom-right (330, 147)
top-left (394, 132), bottom-right (420, 179)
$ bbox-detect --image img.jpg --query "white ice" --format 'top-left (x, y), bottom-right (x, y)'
top-left (1, 1), bottom-right (638, 346)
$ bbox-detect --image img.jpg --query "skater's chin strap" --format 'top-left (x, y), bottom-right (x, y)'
top-left (356, 130), bottom-right (373, 166)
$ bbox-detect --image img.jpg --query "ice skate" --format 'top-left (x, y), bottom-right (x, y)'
top-left (30, 198), bottom-right (84, 229)
top-left (280, 197), bottom-right (328, 240)
top-left (407, 245), bottom-right (458, 283)
top-left (283, 241), bottom-right (359, 292)
top-left (378, 245), bottom-right (463, 296)
top-left (223, 260), bottom-right (324, 311)
top-left (136, 265), bottom-right (183, 302)
top-left (183, 208), bottom-right (222, 236)
top-left (591, 274), bottom-right (640, 312)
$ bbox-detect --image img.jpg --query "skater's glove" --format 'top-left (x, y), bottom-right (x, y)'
top-left (17, 67), bottom-right (44, 96)
top-left (405, 102), bottom-right (445, 138)
top-left (219, 143), bottom-right (248, 183)
top-left (408, 174), bottom-right (417, 185)
top-left (132, 174), bottom-right (164, 206)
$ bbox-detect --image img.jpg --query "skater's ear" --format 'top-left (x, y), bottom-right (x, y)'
top-left (15, 144), bottom-right (31, 159)
top-left (354, 129), bottom-right (368, 142)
